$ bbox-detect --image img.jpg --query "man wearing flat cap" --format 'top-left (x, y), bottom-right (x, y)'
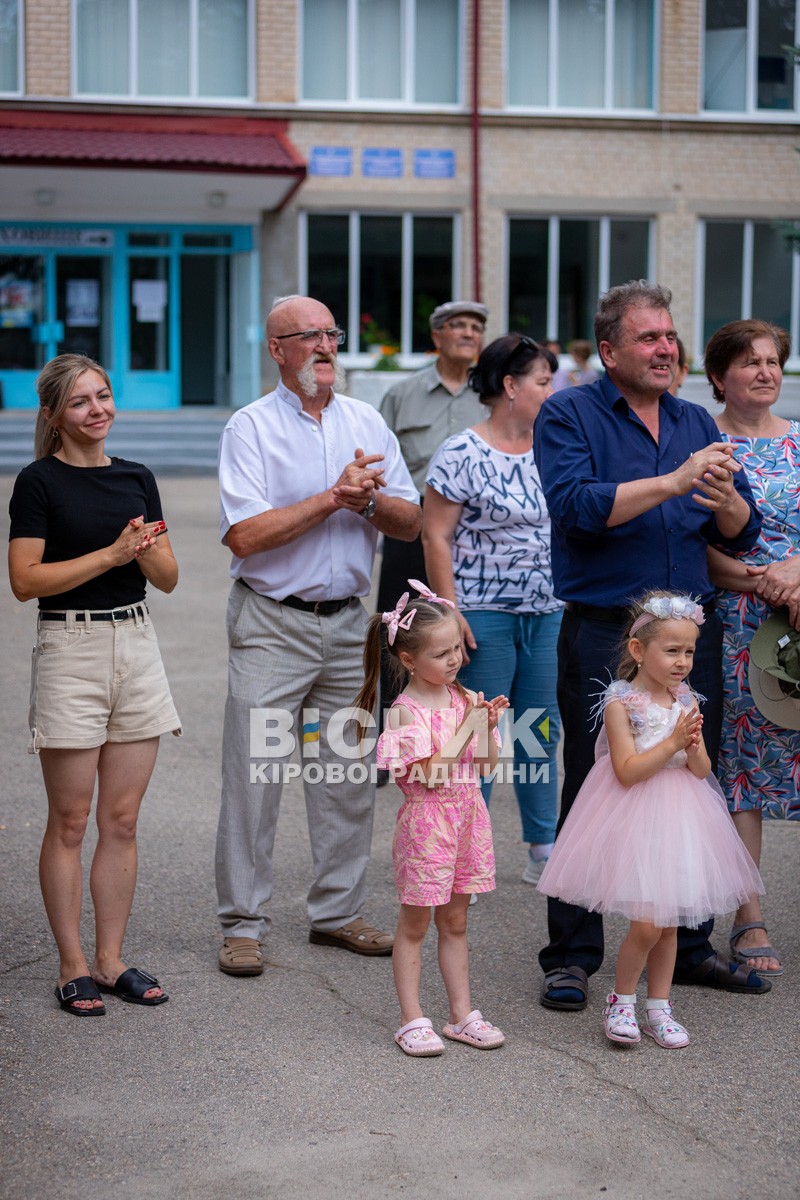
top-left (375, 301), bottom-right (489, 767)
top-left (379, 301), bottom-right (489, 507)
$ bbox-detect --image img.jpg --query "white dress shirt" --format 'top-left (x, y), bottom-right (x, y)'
top-left (218, 381), bottom-right (419, 601)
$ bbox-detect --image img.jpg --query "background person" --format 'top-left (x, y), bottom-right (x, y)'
top-left (673, 336), bottom-right (690, 393)
top-left (215, 294), bottom-right (420, 978)
top-left (423, 335), bottom-right (562, 882)
top-left (543, 338), bottom-right (571, 392)
top-left (705, 318), bottom-right (798, 977)
top-left (563, 339), bottom-right (599, 388)
top-left (375, 301), bottom-right (488, 778)
top-left (533, 280), bottom-right (767, 1011)
top-left (8, 353), bottom-right (180, 1015)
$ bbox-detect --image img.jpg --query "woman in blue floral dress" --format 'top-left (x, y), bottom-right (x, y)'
top-left (706, 319), bottom-right (798, 978)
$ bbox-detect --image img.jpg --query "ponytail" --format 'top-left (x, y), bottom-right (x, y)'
top-left (354, 613), bottom-right (384, 729)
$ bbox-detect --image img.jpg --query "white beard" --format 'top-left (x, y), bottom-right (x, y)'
top-left (297, 355), bottom-right (347, 399)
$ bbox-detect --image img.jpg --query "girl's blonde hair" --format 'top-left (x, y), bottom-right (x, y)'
top-left (354, 597), bottom-right (467, 725)
top-left (616, 590), bottom-right (702, 682)
top-left (34, 354), bottom-right (112, 460)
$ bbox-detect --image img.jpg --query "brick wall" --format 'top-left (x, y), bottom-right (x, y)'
top-left (660, 0), bottom-right (702, 114)
top-left (257, 0), bottom-right (296, 103)
top-left (25, 0), bottom-right (70, 97)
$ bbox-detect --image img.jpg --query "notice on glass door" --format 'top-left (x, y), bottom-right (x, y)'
top-left (133, 279), bottom-right (167, 323)
top-left (66, 279), bottom-right (99, 327)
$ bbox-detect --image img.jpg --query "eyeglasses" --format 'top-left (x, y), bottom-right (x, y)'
top-left (444, 319), bottom-right (485, 335)
top-left (274, 328), bottom-right (346, 346)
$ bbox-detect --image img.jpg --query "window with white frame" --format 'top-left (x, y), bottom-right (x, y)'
top-left (303, 212), bottom-right (457, 354)
top-left (507, 0), bottom-right (655, 110)
top-left (73, 0), bottom-right (251, 100)
top-left (508, 216), bottom-right (652, 341)
top-left (301, 0), bottom-right (461, 106)
top-left (701, 220), bottom-right (797, 353)
top-left (0, 0), bottom-right (22, 95)
top-left (703, 0), bottom-right (797, 114)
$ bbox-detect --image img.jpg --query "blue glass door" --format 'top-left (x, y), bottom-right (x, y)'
top-left (121, 252), bottom-right (178, 409)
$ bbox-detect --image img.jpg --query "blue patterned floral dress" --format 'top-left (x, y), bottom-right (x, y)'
top-left (717, 423), bottom-right (800, 819)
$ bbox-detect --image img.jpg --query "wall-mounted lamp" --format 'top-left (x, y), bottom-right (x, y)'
top-left (207, 191), bottom-right (227, 209)
top-left (34, 188), bottom-right (56, 206)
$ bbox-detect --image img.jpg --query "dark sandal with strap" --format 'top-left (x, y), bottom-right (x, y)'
top-left (729, 922), bottom-right (784, 977)
top-left (309, 917), bottom-right (394, 956)
top-left (540, 965), bottom-right (589, 1011)
top-left (96, 967), bottom-right (169, 1006)
top-left (55, 975), bottom-right (106, 1017)
top-left (673, 951), bottom-right (771, 994)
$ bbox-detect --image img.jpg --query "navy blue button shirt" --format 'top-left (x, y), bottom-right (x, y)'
top-left (533, 372), bottom-right (761, 606)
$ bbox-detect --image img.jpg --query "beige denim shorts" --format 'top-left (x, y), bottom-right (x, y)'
top-left (28, 604), bottom-right (182, 753)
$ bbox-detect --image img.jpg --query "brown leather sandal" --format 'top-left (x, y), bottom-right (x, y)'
top-left (219, 937), bottom-right (264, 976)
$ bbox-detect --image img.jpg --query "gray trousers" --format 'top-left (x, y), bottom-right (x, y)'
top-left (215, 582), bottom-right (375, 939)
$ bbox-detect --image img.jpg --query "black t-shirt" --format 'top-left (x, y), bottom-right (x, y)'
top-left (9, 456), bottom-right (165, 610)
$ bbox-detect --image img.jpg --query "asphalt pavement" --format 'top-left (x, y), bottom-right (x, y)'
top-left (1, 475), bottom-right (798, 1200)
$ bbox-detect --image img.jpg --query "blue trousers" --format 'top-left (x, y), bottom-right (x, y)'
top-left (458, 608), bottom-right (562, 845)
top-left (538, 607), bottom-right (724, 977)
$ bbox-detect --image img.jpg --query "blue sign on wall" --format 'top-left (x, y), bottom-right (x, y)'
top-left (309, 146), bottom-right (353, 177)
top-left (362, 148), bottom-right (403, 178)
top-left (413, 149), bottom-right (456, 179)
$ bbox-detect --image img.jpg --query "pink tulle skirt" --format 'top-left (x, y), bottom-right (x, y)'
top-left (537, 758), bottom-right (764, 928)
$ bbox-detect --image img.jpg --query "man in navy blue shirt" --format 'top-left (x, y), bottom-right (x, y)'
top-left (533, 280), bottom-right (769, 1009)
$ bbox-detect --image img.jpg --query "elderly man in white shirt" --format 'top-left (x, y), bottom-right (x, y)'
top-left (216, 294), bottom-right (420, 977)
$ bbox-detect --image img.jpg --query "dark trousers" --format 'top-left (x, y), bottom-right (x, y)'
top-left (538, 607), bottom-right (724, 977)
top-left (376, 529), bottom-right (428, 733)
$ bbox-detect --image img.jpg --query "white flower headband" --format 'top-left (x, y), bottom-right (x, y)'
top-left (381, 578), bottom-right (455, 645)
top-left (629, 595), bottom-right (705, 637)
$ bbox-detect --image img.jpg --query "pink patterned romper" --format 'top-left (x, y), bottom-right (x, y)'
top-left (376, 686), bottom-right (498, 906)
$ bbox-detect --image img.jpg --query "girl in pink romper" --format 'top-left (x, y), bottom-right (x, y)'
top-left (355, 582), bottom-right (508, 1057)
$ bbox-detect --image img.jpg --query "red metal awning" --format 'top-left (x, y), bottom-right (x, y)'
top-left (0, 108), bottom-right (306, 178)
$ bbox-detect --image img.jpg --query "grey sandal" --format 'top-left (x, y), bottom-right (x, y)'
top-left (540, 965), bottom-right (589, 1011)
top-left (729, 922), bottom-right (784, 977)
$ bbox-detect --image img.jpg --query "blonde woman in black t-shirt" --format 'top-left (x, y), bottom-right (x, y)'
top-left (8, 354), bottom-right (181, 1016)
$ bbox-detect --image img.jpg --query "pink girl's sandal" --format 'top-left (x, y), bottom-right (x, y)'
top-left (442, 1009), bottom-right (505, 1049)
top-left (603, 993), bottom-right (640, 1045)
top-left (394, 1017), bottom-right (444, 1057)
top-left (641, 1003), bottom-right (690, 1049)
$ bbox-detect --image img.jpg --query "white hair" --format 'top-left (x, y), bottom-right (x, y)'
top-left (270, 293), bottom-right (304, 311)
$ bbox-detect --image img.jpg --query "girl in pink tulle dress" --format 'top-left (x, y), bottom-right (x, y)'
top-left (537, 592), bottom-right (764, 1050)
top-left (355, 582), bottom-right (508, 1058)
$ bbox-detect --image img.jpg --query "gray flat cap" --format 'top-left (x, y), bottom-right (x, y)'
top-left (429, 300), bottom-right (489, 330)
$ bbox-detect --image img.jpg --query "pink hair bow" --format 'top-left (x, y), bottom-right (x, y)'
top-left (382, 592), bottom-right (417, 645)
top-left (407, 579), bottom-right (455, 609)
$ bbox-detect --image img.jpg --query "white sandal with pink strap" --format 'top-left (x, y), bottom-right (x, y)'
top-left (641, 1002), bottom-right (690, 1049)
top-left (442, 1009), bottom-right (505, 1049)
top-left (394, 1017), bottom-right (444, 1057)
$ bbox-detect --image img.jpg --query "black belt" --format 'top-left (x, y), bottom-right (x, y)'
top-left (280, 593), bottom-right (354, 616)
top-left (565, 598), bottom-right (716, 624)
top-left (39, 603), bottom-right (148, 623)
top-left (239, 580), bottom-right (354, 617)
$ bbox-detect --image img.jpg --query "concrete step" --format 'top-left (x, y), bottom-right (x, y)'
top-left (0, 410), bottom-right (232, 475)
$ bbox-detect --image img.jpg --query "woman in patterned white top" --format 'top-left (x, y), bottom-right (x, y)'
top-left (706, 318), bottom-right (799, 978)
top-left (422, 335), bottom-right (562, 883)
